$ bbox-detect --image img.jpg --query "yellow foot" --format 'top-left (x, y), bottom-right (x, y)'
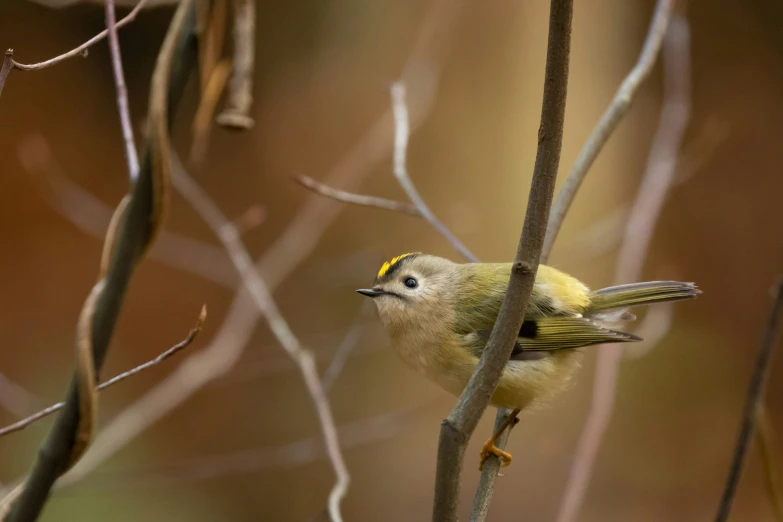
top-left (478, 443), bottom-right (513, 471)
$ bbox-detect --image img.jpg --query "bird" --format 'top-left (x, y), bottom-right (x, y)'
top-left (356, 252), bottom-right (700, 470)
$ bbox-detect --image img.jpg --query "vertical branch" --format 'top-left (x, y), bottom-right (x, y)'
top-left (432, 1), bottom-right (573, 520)
top-left (217, 0), bottom-right (256, 129)
top-left (555, 12), bottom-right (691, 522)
top-left (105, 0), bottom-right (140, 181)
top-left (715, 282), bottom-right (783, 522)
top-left (542, 0), bottom-right (675, 262)
top-left (0, 50), bottom-right (14, 99)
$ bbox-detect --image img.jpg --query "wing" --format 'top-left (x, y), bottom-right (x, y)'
top-left (465, 316), bottom-right (641, 361)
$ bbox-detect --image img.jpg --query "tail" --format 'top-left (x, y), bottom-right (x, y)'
top-left (587, 281), bottom-right (701, 314)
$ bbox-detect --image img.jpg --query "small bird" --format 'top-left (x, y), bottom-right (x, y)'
top-left (356, 253), bottom-right (700, 469)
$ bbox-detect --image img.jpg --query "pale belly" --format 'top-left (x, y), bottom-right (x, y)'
top-left (392, 335), bottom-right (583, 411)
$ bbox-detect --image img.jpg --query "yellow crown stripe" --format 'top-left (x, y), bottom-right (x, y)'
top-left (377, 252), bottom-right (419, 278)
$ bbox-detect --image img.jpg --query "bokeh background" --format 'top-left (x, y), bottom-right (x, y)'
top-left (1, 0), bottom-right (783, 520)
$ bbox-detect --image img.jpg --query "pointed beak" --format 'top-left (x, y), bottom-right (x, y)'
top-left (356, 288), bottom-right (386, 298)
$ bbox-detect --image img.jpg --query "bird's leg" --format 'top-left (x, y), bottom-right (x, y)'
top-left (479, 407), bottom-right (522, 471)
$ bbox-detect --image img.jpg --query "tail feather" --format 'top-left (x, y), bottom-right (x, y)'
top-left (588, 281), bottom-right (701, 314)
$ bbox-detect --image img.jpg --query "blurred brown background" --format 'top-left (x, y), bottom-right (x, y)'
top-left (1, 0), bottom-right (783, 520)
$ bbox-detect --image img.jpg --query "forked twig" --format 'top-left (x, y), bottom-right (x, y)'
top-left (542, 0), bottom-right (675, 261)
top-left (390, 83), bottom-right (478, 262)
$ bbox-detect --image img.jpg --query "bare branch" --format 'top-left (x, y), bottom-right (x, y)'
top-left (391, 83), bottom-right (478, 263)
top-left (556, 12), bottom-right (691, 522)
top-left (0, 307), bottom-right (205, 439)
top-left (58, 0), bottom-right (464, 488)
top-left (433, 2), bottom-right (573, 520)
top-left (715, 281), bottom-right (783, 522)
top-left (295, 175), bottom-right (420, 216)
top-left (0, 50), bottom-right (14, 99)
top-left (542, 0), bottom-right (675, 262)
top-left (217, 0), bottom-right (256, 129)
top-left (105, 0), bottom-right (140, 181)
top-left (12, 0), bottom-right (150, 72)
top-left (169, 158), bottom-right (348, 522)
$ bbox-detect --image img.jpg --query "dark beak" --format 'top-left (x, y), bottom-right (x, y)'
top-left (356, 288), bottom-right (386, 298)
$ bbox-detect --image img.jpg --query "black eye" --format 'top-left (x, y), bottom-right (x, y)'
top-left (404, 277), bottom-right (418, 289)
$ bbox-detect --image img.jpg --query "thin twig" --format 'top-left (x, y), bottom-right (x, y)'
top-left (715, 281), bottom-right (783, 522)
top-left (217, 0), bottom-right (255, 129)
top-left (0, 308), bottom-right (206, 439)
top-left (756, 404), bottom-right (783, 522)
top-left (322, 302), bottom-right (372, 393)
top-left (105, 0), bottom-right (140, 181)
top-left (58, 0), bottom-right (463, 488)
top-left (555, 12), bottom-right (691, 522)
top-left (169, 158), bottom-right (349, 522)
top-left (295, 175), bottom-right (420, 216)
top-left (542, 0), bottom-right (675, 262)
top-left (12, 0), bottom-right (150, 72)
top-left (0, 50), bottom-right (14, 99)
top-left (391, 83), bottom-right (478, 263)
top-left (433, 2), bottom-right (573, 520)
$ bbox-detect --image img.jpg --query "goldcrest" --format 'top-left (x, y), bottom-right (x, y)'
top-left (357, 253), bottom-right (699, 466)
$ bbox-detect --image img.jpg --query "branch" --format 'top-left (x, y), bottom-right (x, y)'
top-left (715, 281), bottom-right (783, 521)
top-left (391, 83), bottom-right (478, 263)
top-left (542, 0), bottom-right (675, 262)
top-left (0, 50), bottom-right (13, 99)
top-left (295, 175), bottom-right (420, 216)
top-left (432, 2), bottom-right (573, 520)
top-left (169, 158), bottom-right (349, 522)
top-left (217, 0), bottom-right (256, 129)
top-left (2, 2), bottom-right (198, 520)
top-left (555, 11), bottom-right (690, 522)
top-left (0, 307), bottom-right (205, 439)
top-left (57, 0), bottom-right (464, 488)
top-left (105, 0), bottom-right (140, 181)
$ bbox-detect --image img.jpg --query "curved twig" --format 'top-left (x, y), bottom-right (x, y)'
top-left (542, 0), bottom-right (675, 261)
